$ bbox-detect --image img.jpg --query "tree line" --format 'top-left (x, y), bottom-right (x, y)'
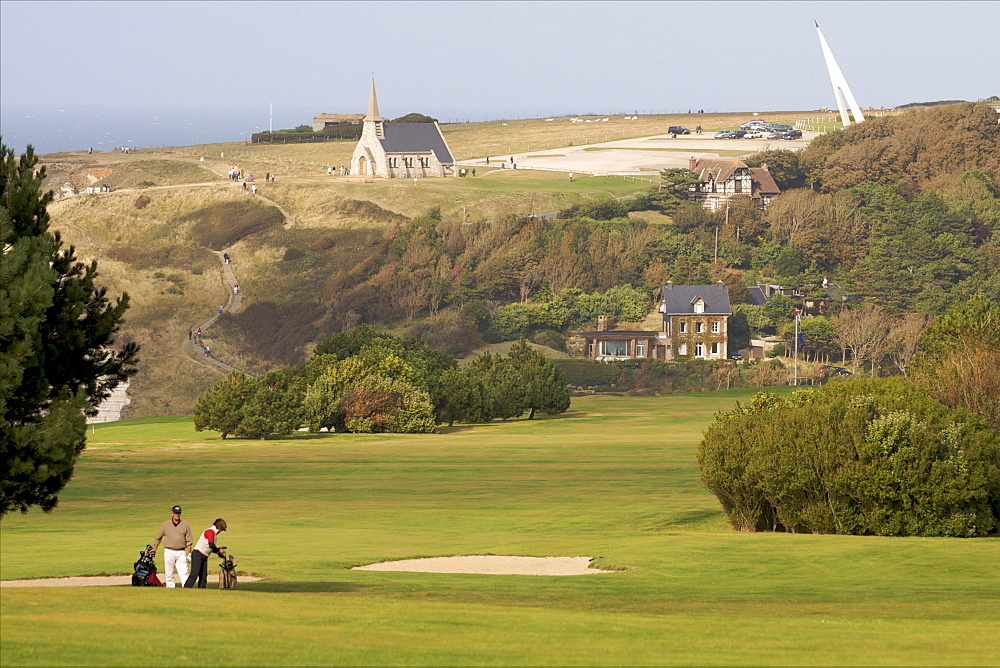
top-left (194, 327), bottom-right (570, 439)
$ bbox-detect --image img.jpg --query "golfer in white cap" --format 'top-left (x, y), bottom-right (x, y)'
top-left (151, 505), bottom-right (193, 588)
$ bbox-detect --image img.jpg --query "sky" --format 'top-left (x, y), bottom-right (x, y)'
top-left (2, 0), bottom-right (998, 122)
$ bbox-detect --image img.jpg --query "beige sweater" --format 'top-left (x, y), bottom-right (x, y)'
top-left (154, 519), bottom-right (192, 550)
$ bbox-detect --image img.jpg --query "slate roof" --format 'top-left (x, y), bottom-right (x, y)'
top-left (661, 282), bottom-right (732, 315)
top-left (379, 123), bottom-right (454, 164)
top-left (747, 285), bottom-right (769, 307)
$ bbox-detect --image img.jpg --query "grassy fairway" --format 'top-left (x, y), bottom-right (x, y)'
top-left (2, 391), bottom-right (998, 665)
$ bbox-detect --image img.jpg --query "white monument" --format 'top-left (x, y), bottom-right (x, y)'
top-left (816, 21), bottom-right (865, 128)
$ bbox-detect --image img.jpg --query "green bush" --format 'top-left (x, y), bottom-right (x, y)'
top-left (765, 343), bottom-right (786, 358)
top-left (698, 378), bottom-right (1000, 536)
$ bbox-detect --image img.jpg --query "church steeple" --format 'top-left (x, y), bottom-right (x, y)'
top-left (364, 79), bottom-right (386, 122)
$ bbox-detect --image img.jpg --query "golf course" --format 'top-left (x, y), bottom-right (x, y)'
top-left (2, 389), bottom-right (997, 665)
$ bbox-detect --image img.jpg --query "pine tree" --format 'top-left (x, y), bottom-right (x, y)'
top-left (1, 141), bottom-right (139, 515)
top-left (506, 340), bottom-right (570, 420)
top-left (193, 371), bottom-right (256, 438)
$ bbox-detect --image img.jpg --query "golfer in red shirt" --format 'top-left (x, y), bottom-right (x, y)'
top-left (184, 519), bottom-right (227, 588)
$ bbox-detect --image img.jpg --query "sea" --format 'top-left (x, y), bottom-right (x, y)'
top-left (1, 103), bottom-right (698, 155)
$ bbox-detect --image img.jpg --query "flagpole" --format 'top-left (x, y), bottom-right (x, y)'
top-left (793, 310), bottom-right (800, 386)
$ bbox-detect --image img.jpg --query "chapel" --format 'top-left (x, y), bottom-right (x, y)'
top-left (349, 80), bottom-right (456, 179)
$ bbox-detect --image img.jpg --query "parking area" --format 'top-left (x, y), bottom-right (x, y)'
top-left (462, 130), bottom-right (821, 176)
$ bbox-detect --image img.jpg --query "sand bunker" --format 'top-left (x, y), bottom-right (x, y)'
top-left (353, 556), bottom-right (612, 576)
top-left (1, 574), bottom-right (259, 587)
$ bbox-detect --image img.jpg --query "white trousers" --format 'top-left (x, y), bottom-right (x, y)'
top-left (163, 548), bottom-right (190, 588)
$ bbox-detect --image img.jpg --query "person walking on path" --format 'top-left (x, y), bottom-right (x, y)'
top-left (151, 505), bottom-right (192, 588)
top-left (184, 519), bottom-right (227, 588)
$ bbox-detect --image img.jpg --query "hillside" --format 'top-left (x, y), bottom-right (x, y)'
top-left (36, 105), bottom-right (1000, 417)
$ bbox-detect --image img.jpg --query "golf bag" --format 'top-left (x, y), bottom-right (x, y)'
top-left (218, 551), bottom-right (238, 590)
top-left (132, 545), bottom-right (164, 587)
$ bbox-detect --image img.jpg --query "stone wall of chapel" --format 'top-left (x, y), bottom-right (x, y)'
top-left (351, 123), bottom-right (389, 177)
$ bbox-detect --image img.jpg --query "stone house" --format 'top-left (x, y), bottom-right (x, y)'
top-left (349, 80), bottom-right (456, 179)
top-left (578, 282), bottom-right (732, 361)
top-left (312, 113), bottom-right (365, 132)
top-left (686, 158), bottom-right (780, 211)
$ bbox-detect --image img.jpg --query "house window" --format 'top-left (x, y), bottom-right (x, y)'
top-left (678, 343), bottom-right (687, 356)
top-left (712, 321), bottom-right (720, 333)
top-left (695, 342), bottom-right (704, 358)
top-left (679, 322), bottom-right (686, 333)
top-left (711, 342), bottom-right (719, 355)
top-left (600, 340), bottom-right (630, 357)
top-left (694, 301), bottom-right (704, 314)
top-left (636, 340), bottom-right (646, 357)
top-left (695, 322), bottom-right (703, 333)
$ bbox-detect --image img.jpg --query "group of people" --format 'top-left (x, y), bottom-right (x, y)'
top-left (327, 165), bottom-right (350, 176)
top-left (150, 506), bottom-right (228, 588)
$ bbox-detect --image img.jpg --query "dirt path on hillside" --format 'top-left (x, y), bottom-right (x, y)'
top-left (183, 248), bottom-right (252, 378)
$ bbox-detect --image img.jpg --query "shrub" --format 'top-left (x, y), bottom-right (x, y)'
top-left (283, 247), bottom-right (305, 262)
top-left (766, 343), bottom-right (786, 358)
top-left (698, 378), bottom-right (1000, 536)
top-left (341, 374), bottom-right (436, 433)
top-left (134, 195), bottom-right (151, 210)
top-left (310, 236), bottom-right (336, 252)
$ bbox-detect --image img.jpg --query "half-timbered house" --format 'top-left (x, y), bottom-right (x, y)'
top-left (686, 158), bottom-right (780, 211)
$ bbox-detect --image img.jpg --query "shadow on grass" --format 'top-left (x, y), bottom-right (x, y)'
top-left (642, 509), bottom-right (728, 532)
top-left (436, 411), bottom-right (589, 434)
top-left (243, 581), bottom-right (376, 594)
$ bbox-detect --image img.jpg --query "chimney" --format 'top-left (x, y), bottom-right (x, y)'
top-left (597, 315), bottom-right (609, 331)
top-left (689, 157), bottom-right (697, 171)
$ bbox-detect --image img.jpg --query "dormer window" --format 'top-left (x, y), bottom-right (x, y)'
top-left (694, 299), bottom-right (705, 314)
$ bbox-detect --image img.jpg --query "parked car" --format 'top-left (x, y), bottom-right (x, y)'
top-left (714, 130), bottom-right (736, 139)
top-left (766, 131), bottom-right (785, 140)
top-left (740, 120), bottom-right (768, 130)
top-left (667, 126), bottom-right (691, 135)
top-left (820, 365), bottom-right (852, 377)
top-left (743, 131), bottom-right (763, 139)
top-left (782, 129), bottom-right (803, 139)
top-left (728, 130), bottom-right (747, 138)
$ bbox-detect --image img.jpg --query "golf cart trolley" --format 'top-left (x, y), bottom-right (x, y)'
top-left (131, 544), bottom-right (163, 587)
top-left (218, 548), bottom-right (238, 590)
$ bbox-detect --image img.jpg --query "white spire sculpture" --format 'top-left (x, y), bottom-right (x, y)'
top-left (816, 21), bottom-right (865, 127)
